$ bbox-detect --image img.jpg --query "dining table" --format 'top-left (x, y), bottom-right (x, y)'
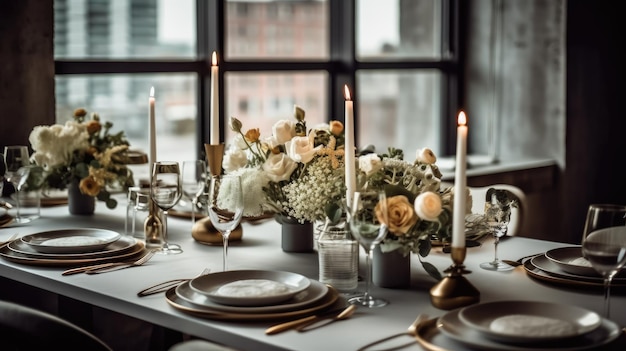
top-left (0, 194), bottom-right (625, 351)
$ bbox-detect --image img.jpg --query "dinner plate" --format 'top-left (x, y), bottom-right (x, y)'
top-left (165, 284), bottom-right (340, 321)
top-left (437, 308), bottom-right (621, 350)
top-left (545, 246), bottom-right (626, 278)
top-left (529, 254), bottom-right (626, 285)
top-left (176, 279), bottom-right (328, 313)
top-left (20, 229), bottom-right (122, 254)
top-left (7, 235), bottom-right (136, 259)
top-left (458, 301), bottom-right (601, 343)
top-left (189, 270), bottom-right (311, 307)
top-left (0, 240), bottom-right (145, 267)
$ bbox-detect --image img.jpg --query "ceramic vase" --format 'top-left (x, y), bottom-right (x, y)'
top-left (67, 180), bottom-right (96, 215)
top-left (277, 215), bottom-right (314, 253)
top-left (372, 245), bottom-right (411, 288)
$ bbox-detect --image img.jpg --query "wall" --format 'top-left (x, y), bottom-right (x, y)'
top-left (0, 0), bottom-right (55, 149)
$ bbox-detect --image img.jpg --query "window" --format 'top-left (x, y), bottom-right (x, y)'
top-left (54, 0), bottom-right (459, 183)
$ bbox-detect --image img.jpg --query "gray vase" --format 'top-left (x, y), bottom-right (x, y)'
top-left (277, 215), bottom-right (313, 253)
top-left (372, 245), bottom-right (411, 288)
top-left (67, 180), bottom-right (96, 215)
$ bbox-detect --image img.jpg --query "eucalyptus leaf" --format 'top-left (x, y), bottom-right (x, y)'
top-left (421, 261), bottom-right (443, 281)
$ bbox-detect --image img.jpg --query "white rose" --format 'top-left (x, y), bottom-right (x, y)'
top-left (416, 147), bottom-right (437, 164)
top-left (262, 153), bottom-right (298, 182)
top-left (358, 153), bottom-right (383, 176)
top-left (272, 119), bottom-right (296, 145)
top-left (285, 136), bottom-right (320, 164)
top-left (222, 147), bottom-right (248, 173)
top-left (414, 191), bottom-right (443, 221)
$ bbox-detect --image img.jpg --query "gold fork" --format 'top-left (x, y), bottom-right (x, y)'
top-left (85, 250), bottom-right (156, 274)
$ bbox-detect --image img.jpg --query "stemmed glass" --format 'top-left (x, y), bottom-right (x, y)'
top-left (151, 161), bottom-right (183, 254)
top-left (582, 226), bottom-right (626, 319)
top-left (182, 160), bottom-right (207, 224)
top-left (207, 174), bottom-right (244, 271)
top-left (480, 189), bottom-right (518, 271)
top-left (348, 190), bottom-right (389, 308)
top-left (3, 146), bottom-right (30, 191)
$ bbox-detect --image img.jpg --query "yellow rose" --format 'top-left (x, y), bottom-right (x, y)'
top-left (329, 120), bottom-right (344, 136)
top-left (244, 128), bottom-right (261, 143)
top-left (79, 176), bottom-right (101, 196)
top-left (73, 108), bottom-right (87, 117)
top-left (414, 191), bottom-right (443, 221)
top-left (376, 195), bottom-right (417, 235)
top-left (416, 147), bottom-right (437, 164)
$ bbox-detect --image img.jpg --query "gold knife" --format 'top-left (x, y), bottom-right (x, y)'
top-left (265, 305), bottom-right (351, 335)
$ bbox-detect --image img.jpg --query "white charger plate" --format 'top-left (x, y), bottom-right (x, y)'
top-left (438, 308), bottom-right (621, 350)
top-left (545, 246), bottom-right (626, 277)
top-left (458, 301), bottom-right (601, 343)
top-left (20, 229), bottom-right (121, 254)
top-left (189, 270), bottom-right (311, 307)
top-left (176, 278), bottom-right (328, 313)
top-left (8, 235), bottom-right (136, 259)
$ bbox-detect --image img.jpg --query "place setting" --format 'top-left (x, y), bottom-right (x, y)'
top-left (0, 228), bottom-right (145, 267)
top-left (163, 269), bottom-right (346, 322)
top-left (409, 300), bottom-right (623, 351)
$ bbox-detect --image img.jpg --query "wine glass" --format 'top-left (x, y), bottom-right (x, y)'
top-left (480, 189), bottom-right (518, 271)
top-left (348, 190), bottom-right (389, 308)
top-left (582, 204), bottom-right (626, 243)
top-left (182, 160), bottom-right (207, 224)
top-left (582, 226), bottom-right (626, 319)
top-left (3, 146), bottom-right (30, 191)
top-left (151, 161), bottom-right (183, 254)
top-left (207, 174), bottom-right (244, 271)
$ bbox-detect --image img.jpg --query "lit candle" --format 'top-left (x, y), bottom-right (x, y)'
top-left (210, 51), bottom-right (220, 145)
top-left (149, 86), bottom-right (157, 168)
top-left (452, 111), bottom-right (468, 248)
top-left (344, 85), bottom-right (356, 209)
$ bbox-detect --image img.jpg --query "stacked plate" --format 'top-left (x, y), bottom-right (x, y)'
top-left (523, 246), bottom-right (626, 288)
top-left (0, 228), bottom-right (144, 266)
top-left (165, 269), bottom-right (341, 321)
top-left (416, 301), bottom-right (621, 350)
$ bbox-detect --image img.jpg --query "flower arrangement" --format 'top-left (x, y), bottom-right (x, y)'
top-left (223, 105), bottom-right (346, 222)
top-left (28, 108), bottom-right (134, 208)
top-left (360, 147), bottom-right (487, 280)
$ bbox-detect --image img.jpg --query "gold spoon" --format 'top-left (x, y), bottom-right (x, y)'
top-left (296, 304), bottom-right (357, 332)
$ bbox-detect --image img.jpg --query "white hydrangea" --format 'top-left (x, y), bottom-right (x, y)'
top-left (28, 121), bottom-right (89, 170)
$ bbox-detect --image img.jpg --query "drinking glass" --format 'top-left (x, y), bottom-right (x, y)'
top-left (582, 226), bottom-right (626, 319)
top-left (582, 204), bottom-right (626, 243)
top-left (207, 174), bottom-right (244, 271)
top-left (151, 161), bottom-right (183, 254)
top-left (3, 146), bottom-right (30, 190)
top-left (480, 189), bottom-right (518, 271)
top-left (348, 190), bottom-right (389, 308)
top-left (182, 160), bottom-right (207, 224)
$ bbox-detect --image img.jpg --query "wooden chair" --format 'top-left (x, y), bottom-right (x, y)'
top-left (0, 300), bottom-right (113, 351)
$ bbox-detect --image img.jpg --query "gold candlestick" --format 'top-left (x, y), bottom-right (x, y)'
top-left (204, 143), bottom-right (225, 177)
top-left (430, 246), bottom-right (480, 310)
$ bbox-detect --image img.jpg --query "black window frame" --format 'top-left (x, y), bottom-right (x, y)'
top-left (54, 0), bottom-right (462, 158)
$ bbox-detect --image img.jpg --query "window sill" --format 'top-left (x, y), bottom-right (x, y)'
top-left (438, 157), bottom-right (558, 194)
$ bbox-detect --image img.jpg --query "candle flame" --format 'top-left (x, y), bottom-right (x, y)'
top-left (344, 85), bottom-right (351, 101)
top-left (150, 86), bottom-right (154, 98)
top-left (212, 52), bottom-right (217, 66)
top-left (457, 111), bottom-right (467, 126)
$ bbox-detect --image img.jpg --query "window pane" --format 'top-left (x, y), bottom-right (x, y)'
top-left (225, 72), bottom-right (327, 142)
top-left (225, 0), bottom-right (329, 60)
top-left (357, 70), bottom-right (442, 156)
top-left (55, 74), bottom-right (197, 182)
top-left (54, 0), bottom-right (196, 59)
top-left (356, 0), bottom-right (441, 60)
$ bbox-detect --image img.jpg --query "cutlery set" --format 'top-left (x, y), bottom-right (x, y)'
top-left (265, 304), bottom-right (356, 335)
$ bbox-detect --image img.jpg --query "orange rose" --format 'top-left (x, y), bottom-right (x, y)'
top-left (376, 195), bottom-right (417, 235)
top-left (244, 128), bottom-right (261, 143)
top-left (79, 176), bottom-right (101, 196)
top-left (329, 120), bottom-right (343, 136)
top-left (86, 120), bottom-right (102, 134)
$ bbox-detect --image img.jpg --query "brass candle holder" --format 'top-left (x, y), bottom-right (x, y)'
top-left (204, 143), bottom-right (225, 177)
top-left (429, 246), bottom-right (480, 310)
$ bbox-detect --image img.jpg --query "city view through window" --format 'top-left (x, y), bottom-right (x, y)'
top-left (54, 0), bottom-right (448, 183)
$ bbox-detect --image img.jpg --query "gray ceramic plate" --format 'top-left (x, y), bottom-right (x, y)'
top-left (20, 228), bottom-right (122, 254)
top-left (9, 235), bottom-right (135, 259)
top-left (189, 270), bottom-right (311, 307)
